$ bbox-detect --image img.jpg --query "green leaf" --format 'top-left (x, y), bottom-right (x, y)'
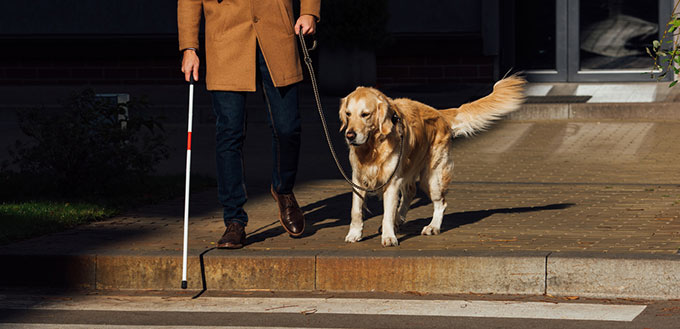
top-left (653, 40), bottom-right (661, 48)
top-left (669, 80), bottom-right (678, 88)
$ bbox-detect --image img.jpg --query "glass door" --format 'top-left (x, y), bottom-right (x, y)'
top-left (513, 0), bottom-right (673, 82)
top-left (513, 0), bottom-right (568, 82)
top-left (569, 0), bottom-right (672, 81)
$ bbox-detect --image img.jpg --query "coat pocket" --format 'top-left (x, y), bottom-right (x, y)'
top-left (276, 0), bottom-right (295, 36)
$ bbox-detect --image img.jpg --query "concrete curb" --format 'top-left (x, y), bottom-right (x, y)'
top-left (1, 250), bottom-right (678, 299)
top-left (509, 102), bottom-right (680, 121)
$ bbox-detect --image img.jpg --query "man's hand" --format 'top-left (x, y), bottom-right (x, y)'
top-left (181, 49), bottom-right (200, 82)
top-left (295, 15), bottom-right (316, 35)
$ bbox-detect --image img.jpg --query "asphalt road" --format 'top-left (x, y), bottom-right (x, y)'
top-left (1, 291), bottom-right (679, 329)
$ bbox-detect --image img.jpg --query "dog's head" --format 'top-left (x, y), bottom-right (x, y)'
top-left (339, 87), bottom-right (395, 146)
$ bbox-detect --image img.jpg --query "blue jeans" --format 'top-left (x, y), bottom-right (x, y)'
top-left (211, 47), bottom-right (301, 227)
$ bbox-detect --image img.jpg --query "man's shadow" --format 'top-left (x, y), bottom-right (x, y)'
top-left (245, 191), bottom-right (358, 243)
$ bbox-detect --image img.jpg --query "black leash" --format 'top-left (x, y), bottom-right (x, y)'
top-left (297, 32), bottom-right (404, 194)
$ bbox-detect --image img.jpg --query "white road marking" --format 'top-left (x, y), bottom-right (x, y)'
top-left (0, 296), bottom-right (646, 322)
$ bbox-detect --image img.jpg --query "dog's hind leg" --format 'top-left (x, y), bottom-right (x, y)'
top-left (396, 182), bottom-right (416, 231)
top-left (421, 152), bottom-right (453, 236)
top-left (345, 186), bottom-right (366, 243)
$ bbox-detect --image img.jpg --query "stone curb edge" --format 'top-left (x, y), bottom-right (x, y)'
top-left (1, 250), bottom-right (678, 300)
top-left (508, 102), bottom-right (680, 121)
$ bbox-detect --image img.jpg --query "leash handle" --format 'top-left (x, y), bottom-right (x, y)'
top-left (297, 33), bottom-right (404, 194)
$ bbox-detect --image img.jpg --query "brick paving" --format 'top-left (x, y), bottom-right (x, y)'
top-left (4, 120), bottom-right (680, 256)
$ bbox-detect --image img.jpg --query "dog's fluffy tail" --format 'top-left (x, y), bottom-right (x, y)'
top-left (440, 75), bottom-right (526, 137)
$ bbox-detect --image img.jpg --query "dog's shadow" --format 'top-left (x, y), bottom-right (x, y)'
top-left (245, 189), bottom-right (574, 244)
top-left (396, 202), bottom-right (575, 244)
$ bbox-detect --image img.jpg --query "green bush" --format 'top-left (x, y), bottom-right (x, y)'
top-left (649, 2), bottom-right (680, 87)
top-left (8, 90), bottom-right (168, 196)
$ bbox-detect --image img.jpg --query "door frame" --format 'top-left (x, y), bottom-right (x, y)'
top-left (515, 0), bottom-right (673, 82)
top-left (567, 0), bottom-right (673, 82)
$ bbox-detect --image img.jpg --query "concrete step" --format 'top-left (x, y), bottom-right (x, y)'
top-left (510, 102), bottom-right (680, 121)
top-left (2, 250), bottom-right (678, 300)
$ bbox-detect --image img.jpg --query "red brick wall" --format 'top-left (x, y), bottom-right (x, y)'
top-left (0, 34), bottom-right (494, 87)
top-left (376, 34), bottom-right (494, 86)
top-left (0, 37), bottom-right (188, 85)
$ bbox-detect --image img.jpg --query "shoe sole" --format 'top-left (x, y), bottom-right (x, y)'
top-left (271, 187), bottom-right (304, 237)
top-left (217, 242), bottom-right (243, 249)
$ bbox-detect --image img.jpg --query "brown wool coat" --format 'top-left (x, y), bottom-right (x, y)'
top-left (178, 0), bottom-right (320, 91)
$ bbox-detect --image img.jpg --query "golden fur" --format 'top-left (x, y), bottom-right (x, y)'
top-left (339, 76), bottom-right (526, 246)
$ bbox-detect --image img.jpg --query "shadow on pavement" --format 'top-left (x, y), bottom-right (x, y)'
top-left (397, 203), bottom-right (576, 244)
top-left (193, 246), bottom-right (216, 299)
top-left (245, 192), bottom-right (356, 244)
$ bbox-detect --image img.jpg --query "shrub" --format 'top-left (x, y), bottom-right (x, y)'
top-left (8, 89), bottom-right (168, 196)
top-left (649, 2), bottom-right (680, 87)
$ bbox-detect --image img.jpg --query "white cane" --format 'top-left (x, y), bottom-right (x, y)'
top-left (181, 75), bottom-right (195, 290)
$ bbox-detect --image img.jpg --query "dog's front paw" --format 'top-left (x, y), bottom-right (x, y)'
top-left (345, 229), bottom-right (363, 243)
top-left (381, 235), bottom-right (399, 247)
top-left (421, 225), bottom-right (440, 235)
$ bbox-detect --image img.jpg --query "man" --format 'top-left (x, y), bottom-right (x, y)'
top-left (178, 0), bottom-right (320, 248)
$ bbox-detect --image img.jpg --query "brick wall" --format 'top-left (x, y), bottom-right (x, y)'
top-left (0, 34), bottom-right (494, 87)
top-left (376, 34), bottom-right (494, 86)
top-left (0, 37), bottom-right (187, 85)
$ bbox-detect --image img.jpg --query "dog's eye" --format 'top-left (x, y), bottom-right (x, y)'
top-left (361, 112), bottom-right (370, 118)
top-left (345, 112), bottom-right (351, 117)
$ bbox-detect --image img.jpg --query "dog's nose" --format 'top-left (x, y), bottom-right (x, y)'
top-left (346, 130), bottom-right (356, 141)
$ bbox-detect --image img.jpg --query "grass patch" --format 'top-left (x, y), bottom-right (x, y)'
top-left (0, 201), bottom-right (115, 244)
top-left (0, 174), bottom-right (215, 245)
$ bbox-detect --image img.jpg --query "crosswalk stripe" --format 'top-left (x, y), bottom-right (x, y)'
top-left (0, 295), bottom-right (646, 322)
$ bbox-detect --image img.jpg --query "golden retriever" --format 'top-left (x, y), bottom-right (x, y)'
top-left (339, 76), bottom-right (525, 246)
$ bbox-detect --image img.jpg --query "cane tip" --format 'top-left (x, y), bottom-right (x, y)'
top-left (181, 280), bottom-right (188, 289)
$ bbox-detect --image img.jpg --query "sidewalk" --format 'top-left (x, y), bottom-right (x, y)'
top-left (1, 85), bottom-right (680, 299)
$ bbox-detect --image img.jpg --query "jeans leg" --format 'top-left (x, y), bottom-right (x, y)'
top-left (257, 48), bottom-right (301, 194)
top-left (212, 91), bottom-right (249, 227)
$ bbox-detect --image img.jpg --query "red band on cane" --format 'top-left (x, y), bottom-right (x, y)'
top-left (187, 132), bottom-right (192, 150)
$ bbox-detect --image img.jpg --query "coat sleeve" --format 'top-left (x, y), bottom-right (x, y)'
top-left (177, 0), bottom-right (203, 51)
top-left (300, 0), bottom-right (321, 21)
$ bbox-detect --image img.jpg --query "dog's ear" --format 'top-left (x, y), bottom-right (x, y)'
top-left (377, 98), bottom-right (393, 136)
top-left (338, 96), bottom-right (348, 131)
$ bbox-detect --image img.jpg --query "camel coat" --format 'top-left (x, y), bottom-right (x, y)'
top-left (178, 0), bottom-right (320, 91)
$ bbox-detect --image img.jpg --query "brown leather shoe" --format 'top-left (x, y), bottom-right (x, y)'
top-left (217, 222), bottom-right (246, 249)
top-left (270, 186), bottom-right (305, 237)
